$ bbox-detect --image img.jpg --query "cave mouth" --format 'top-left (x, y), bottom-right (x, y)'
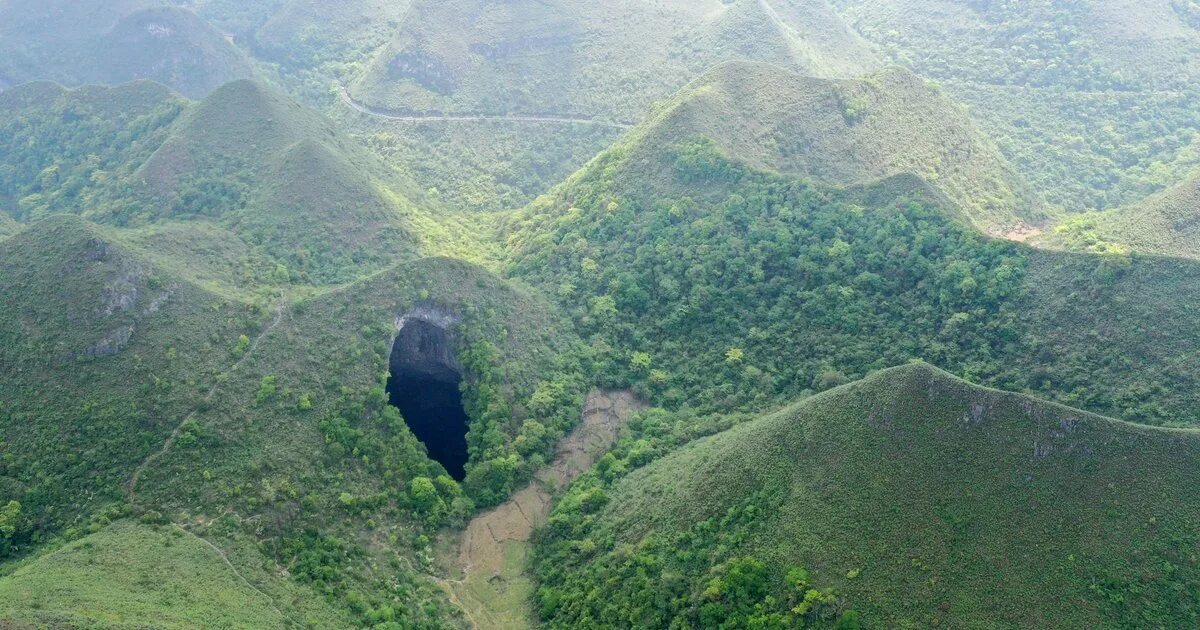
top-left (386, 318), bottom-right (469, 481)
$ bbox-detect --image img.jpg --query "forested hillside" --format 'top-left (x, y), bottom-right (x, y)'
top-left (619, 61), bottom-right (1041, 230)
top-left (831, 0), bottom-right (1200, 215)
top-left (0, 78), bottom-right (488, 297)
top-left (3, 1), bottom-right (1200, 628)
top-left (535, 364), bottom-right (1200, 628)
top-left (1038, 170), bottom-right (1200, 259)
top-left (505, 109), bottom-right (1200, 427)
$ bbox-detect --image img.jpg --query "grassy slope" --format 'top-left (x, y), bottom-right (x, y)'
top-left (831, 0), bottom-right (1200, 214)
top-left (0, 77), bottom-right (494, 296)
top-left (0, 217), bottom-right (585, 625)
top-left (0, 1), bottom-right (254, 98)
top-left (351, 0), bottom-right (880, 120)
top-left (627, 61), bottom-right (1041, 230)
top-left (0, 520), bottom-right (345, 628)
top-left (506, 89), bottom-right (1200, 425)
top-left (0, 215), bottom-right (255, 549)
top-left (90, 6), bottom-right (257, 99)
top-left (333, 106), bottom-right (624, 214)
top-left (1035, 170), bottom-right (1200, 259)
top-left (540, 363), bottom-right (1200, 628)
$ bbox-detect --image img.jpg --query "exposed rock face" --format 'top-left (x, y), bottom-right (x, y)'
top-left (389, 310), bottom-right (461, 384)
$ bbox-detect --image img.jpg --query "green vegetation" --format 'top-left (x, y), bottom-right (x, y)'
top-left (507, 136), bottom-right (1027, 412)
top-left (0, 214), bottom-right (20, 241)
top-left (0, 214), bottom-right (589, 626)
top-left (350, 0), bottom-right (879, 122)
top-left (0, 520), bottom-right (345, 628)
top-left (332, 0), bottom-right (883, 215)
top-left (338, 114), bottom-right (622, 214)
top-left (0, 80), bottom-right (185, 223)
top-left (507, 128), bottom-right (1200, 426)
top-left (610, 61), bottom-right (1042, 230)
top-left (0, 216), bottom-right (250, 556)
top-left (831, 0), bottom-right (1200, 214)
top-left (0, 78), bottom-right (494, 298)
top-left (6, 3), bottom-right (1200, 628)
top-left (1037, 170), bottom-right (1200, 259)
top-left (535, 364), bottom-right (1200, 628)
top-left (0, 1), bottom-right (256, 99)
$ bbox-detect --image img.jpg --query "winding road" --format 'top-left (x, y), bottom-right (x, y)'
top-left (338, 85), bottom-right (634, 129)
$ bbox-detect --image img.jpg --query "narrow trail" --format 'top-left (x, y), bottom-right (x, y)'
top-left (174, 525), bottom-right (295, 626)
top-left (338, 85), bottom-right (634, 129)
top-left (127, 304), bottom-right (287, 501)
top-left (124, 307), bottom-right (294, 622)
top-left (436, 390), bottom-right (642, 629)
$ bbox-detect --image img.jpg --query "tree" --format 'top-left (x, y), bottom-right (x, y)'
top-left (409, 477), bottom-right (438, 511)
top-left (234, 334), bottom-right (250, 355)
top-left (0, 500), bottom-right (20, 539)
top-left (255, 375), bottom-right (278, 406)
top-left (0, 500), bottom-right (22, 558)
top-left (630, 352), bottom-right (652, 372)
top-left (591, 295), bottom-right (618, 320)
top-left (814, 370), bottom-right (849, 391)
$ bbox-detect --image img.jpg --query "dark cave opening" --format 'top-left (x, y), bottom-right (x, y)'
top-left (386, 318), bottom-right (469, 481)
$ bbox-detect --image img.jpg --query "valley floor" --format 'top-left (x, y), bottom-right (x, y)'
top-left (436, 390), bottom-right (641, 629)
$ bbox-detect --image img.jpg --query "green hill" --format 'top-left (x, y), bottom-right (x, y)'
top-left (830, 0), bottom-right (1200, 214)
top-left (90, 7), bottom-right (257, 99)
top-left (0, 78), bottom-right (491, 294)
top-left (0, 80), bottom-right (185, 224)
top-left (1038, 170), bottom-right (1200, 259)
top-left (350, 0), bottom-right (880, 121)
top-left (535, 363), bottom-right (1200, 628)
top-left (623, 61), bottom-right (1041, 230)
top-left (7, 5), bottom-right (1200, 627)
top-left (133, 79), bottom-right (434, 286)
top-left (0, 520), bottom-right (346, 628)
top-left (506, 105), bottom-right (1200, 426)
top-left (0, 216), bottom-right (252, 555)
top-left (0, 214), bottom-right (591, 626)
top-left (0, 1), bottom-right (255, 98)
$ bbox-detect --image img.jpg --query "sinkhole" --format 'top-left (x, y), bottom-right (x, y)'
top-left (386, 316), bottom-right (469, 481)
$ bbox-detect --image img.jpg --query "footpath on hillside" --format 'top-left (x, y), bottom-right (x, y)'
top-left (435, 390), bottom-right (641, 629)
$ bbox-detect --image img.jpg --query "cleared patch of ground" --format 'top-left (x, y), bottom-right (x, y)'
top-left (999, 222), bottom-right (1044, 242)
top-left (436, 390), bottom-right (641, 629)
